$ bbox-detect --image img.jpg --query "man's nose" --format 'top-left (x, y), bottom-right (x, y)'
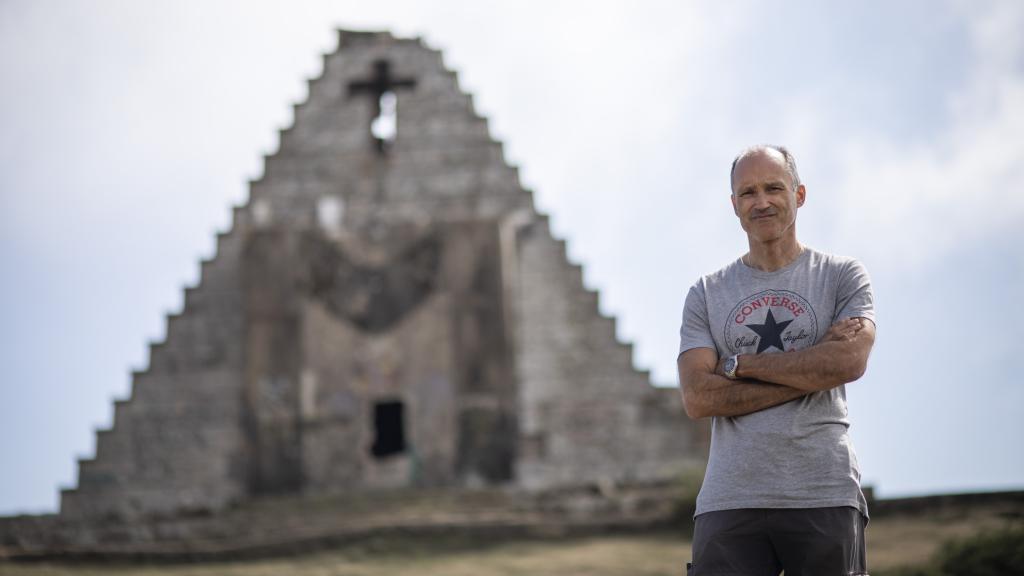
top-left (753, 192), bottom-right (771, 209)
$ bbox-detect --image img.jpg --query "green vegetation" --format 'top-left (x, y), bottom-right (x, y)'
top-left (877, 527), bottom-right (1024, 576)
top-left (672, 466), bottom-right (705, 530)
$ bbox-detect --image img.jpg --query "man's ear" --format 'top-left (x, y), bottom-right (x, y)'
top-left (731, 193), bottom-right (739, 216)
top-left (795, 184), bottom-right (806, 208)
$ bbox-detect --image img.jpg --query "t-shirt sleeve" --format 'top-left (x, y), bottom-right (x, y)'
top-left (679, 280), bottom-right (718, 356)
top-left (834, 258), bottom-right (876, 326)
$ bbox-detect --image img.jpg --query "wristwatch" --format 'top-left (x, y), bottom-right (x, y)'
top-left (723, 354), bottom-right (740, 380)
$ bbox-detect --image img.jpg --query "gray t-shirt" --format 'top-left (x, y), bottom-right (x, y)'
top-left (679, 247), bottom-right (875, 517)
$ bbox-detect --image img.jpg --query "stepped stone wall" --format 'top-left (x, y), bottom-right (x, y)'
top-left (57, 29), bottom-right (706, 522)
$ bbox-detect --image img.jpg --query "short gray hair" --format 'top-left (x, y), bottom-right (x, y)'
top-left (730, 145), bottom-right (802, 191)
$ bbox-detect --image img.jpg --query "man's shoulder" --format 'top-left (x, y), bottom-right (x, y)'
top-left (683, 258), bottom-right (744, 311)
top-left (696, 257), bottom-right (745, 286)
top-left (805, 247), bottom-right (869, 275)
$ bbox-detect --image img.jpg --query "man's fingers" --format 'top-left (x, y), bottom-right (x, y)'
top-left (823, 318), bottom-right (864, 342)
top-left (831, 319), bottom-right (863, 333)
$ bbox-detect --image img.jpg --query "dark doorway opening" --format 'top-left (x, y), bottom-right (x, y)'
top-left (372, 400), bottom-right (406, 458)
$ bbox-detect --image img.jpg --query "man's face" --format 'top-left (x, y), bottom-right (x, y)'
top-left (730, 150), bottom-right (805, 244)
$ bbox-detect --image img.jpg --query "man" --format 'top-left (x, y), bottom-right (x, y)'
top-left (678, 145), bottom-right (876, 576)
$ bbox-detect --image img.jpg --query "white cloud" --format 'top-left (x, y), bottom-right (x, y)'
top-left (825, 1), bottom-right (1024, 271)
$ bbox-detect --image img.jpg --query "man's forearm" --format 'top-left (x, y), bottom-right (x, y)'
top-left (729, 317), bottom-right (874, 392)
top-left (683, 372), bottom-right (806, 418)
top-left (737, 340), bottom-right (868, 392)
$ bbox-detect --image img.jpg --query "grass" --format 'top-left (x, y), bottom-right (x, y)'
top-left (0, 534), bottom-right (692, 576)
top-left (0, 500), bottom-right (1018, 576)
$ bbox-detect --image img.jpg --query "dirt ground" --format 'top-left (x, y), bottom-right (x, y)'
top-left (0, 501), bottom-right (1018, 576)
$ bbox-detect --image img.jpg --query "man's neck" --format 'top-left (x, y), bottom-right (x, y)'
top-left (743, 237), bottom-right (804, 272)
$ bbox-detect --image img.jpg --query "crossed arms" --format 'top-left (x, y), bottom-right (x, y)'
top-left (677, 317), bottom-right (875, 419)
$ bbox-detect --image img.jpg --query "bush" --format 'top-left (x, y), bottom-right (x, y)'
top-left (877, 526), bottom-right (1024, 576)
top-left (671, 466), bottom-right (705, 533)
top-left (933, 526), bottom-right (1024, 576)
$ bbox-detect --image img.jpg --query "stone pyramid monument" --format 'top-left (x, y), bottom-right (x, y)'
top-left (60, 30), bottom-right (706, 521)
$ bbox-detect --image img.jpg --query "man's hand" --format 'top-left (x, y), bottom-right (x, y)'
top-left (823, 317), bottom-right (865, 342)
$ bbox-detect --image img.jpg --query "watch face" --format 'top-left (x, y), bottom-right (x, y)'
top-left (724, 357), bottom-right (737, 375)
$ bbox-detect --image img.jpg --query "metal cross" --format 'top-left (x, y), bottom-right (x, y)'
top-left (348, 60), bottom-right (417, 153)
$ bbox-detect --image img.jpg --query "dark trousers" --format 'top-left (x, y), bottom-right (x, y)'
top-left (687, 507), bottom-right (868, 576)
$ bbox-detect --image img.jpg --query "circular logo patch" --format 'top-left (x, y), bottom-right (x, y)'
top-left (724, 290), bottom-right (818, 355)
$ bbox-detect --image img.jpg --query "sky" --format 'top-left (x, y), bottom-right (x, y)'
top-left (1, 0), bottom-right (1022, 516)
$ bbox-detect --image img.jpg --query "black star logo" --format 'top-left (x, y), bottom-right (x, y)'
top-left (744, 308), bottom-right (793, 354)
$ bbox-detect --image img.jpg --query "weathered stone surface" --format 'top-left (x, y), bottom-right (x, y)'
top-left (46, 28), bottom-right (706, 530)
